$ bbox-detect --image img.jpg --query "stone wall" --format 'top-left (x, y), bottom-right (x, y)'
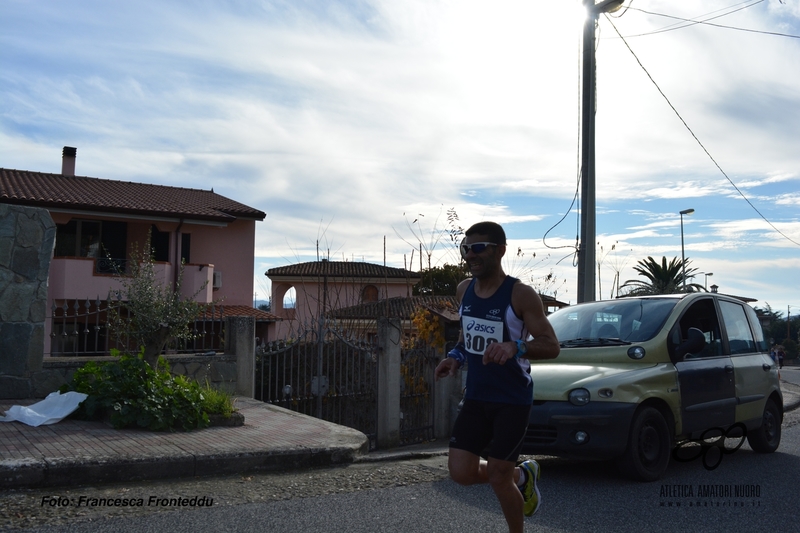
top-left (31, 354), bottom-right (238, 398)
top-left (0, 205), bottom-right (56, 399)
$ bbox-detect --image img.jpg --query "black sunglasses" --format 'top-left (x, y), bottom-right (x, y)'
top-left (460, 242), bottom-right (497, 257)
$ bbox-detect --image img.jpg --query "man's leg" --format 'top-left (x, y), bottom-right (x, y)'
top-left (448, 447), bottom-right (487, 485)
top-left (448, 450), bottom-right (524, 533)
top-left (487, 457), bottom-right (524, 533)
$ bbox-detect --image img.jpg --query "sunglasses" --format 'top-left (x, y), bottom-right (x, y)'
top-left (460, 242), bottom-right (497, 257)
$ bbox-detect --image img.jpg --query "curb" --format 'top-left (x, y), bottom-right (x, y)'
top-left (1, 443), bottom-right (368, 491)
top-left (780, 379), bottom-right (800, 413)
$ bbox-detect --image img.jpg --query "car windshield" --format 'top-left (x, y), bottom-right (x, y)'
top-left (548, 298), bottom-right (679, 345)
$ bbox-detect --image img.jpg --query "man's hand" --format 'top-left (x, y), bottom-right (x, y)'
top-left (482, 341), bottom-right (517, 366)
top-left (435, 358), bottom-right (460, 381)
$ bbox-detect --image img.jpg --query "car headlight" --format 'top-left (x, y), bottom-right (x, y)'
top-left (627, 346), bottom-right (646, 360)
top-left (568, 388), bottom-right (591, 406)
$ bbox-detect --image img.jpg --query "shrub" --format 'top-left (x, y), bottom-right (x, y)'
top-left (200, 382), bottom-right (235, 418)
top-left (60, 349), bottom-right (210, 431)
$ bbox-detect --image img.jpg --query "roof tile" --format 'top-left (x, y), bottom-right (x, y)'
top-left (0, 168), bottom-right (265, 222)
top-left (267, 261), bottom-right (421, 279)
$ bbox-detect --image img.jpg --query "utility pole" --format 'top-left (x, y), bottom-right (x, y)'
top-left (577, 0), bottom-right (597, 303)
top-left (577, 0), bottom-right (624, 303)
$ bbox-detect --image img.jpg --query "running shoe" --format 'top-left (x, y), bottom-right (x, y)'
top-left (519, 459), bottom-right (541, 517)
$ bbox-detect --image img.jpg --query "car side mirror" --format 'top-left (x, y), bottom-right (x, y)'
top-left (676, 327), bottom-right (706, 360)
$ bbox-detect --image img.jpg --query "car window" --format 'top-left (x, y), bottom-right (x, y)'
top-left (548, 298), bottom-right (677, 343)
top-left (719, 300), bottom-right (757, 355)
top-left (745, 305), bottom-right (769, 352)
top-left (670, 298), bottom-right (723, 360)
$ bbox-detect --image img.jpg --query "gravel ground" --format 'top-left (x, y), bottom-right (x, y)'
top-left (0, 455), bottom-right (451, 532)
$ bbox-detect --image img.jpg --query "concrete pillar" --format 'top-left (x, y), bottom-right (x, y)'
top-left (225, 316), bottom-right (255, 398)
top-left (434, 353), bottom-right (462, 440)
top-left (377, 317), bottom-right (401, 449)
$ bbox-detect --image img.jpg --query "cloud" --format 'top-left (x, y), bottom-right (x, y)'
top-left (2, 0), bottom-right (799, 311)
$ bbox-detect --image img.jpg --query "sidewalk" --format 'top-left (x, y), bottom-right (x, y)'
top-left (2, 384), bottom-right (798, 491)
top-left (0, 397), bottom-right (373, 490)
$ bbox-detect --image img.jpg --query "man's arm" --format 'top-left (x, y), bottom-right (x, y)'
top-left (482, 282), bottom-right (559, 366)
top-left (434, 279), bottom-right (470, 380)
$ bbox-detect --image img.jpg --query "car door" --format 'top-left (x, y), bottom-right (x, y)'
top-left (720, 299), bottom-right (774, 426)
top-left (672, 297), bottom-right (736, 437)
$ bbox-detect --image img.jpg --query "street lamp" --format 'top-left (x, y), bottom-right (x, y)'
top-left (694, 272), bottom-right (714, 291)
top-left (679, 208), bottom-right (694, 290)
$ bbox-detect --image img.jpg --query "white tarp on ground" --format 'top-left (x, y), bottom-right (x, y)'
top-left (0, 391), bottom-right (88, 427)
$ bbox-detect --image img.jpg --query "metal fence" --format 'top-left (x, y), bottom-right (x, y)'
top-left (256, 325), bottom-right (439, 451)
top-left (47, 298), bottom-right (226, 357)
top-left (399, 345), bottom-right (438, 446)
top-left (255, 326), bottom-right (379, 449)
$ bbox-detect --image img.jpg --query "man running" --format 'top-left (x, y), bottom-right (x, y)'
top-left (435, 221), bottom-right (560, 533)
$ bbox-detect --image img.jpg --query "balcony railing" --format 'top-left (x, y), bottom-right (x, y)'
top-left (95, 257), bottom-right (128, 275)
top-left (47, 298), bottom-right (226, 357)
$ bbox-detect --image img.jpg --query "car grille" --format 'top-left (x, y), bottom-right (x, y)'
top-left (525, 424), bottom-right (557, 444)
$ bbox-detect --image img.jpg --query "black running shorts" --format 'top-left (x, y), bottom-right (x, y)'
top-left (450, 399), bottom-right (532, 462)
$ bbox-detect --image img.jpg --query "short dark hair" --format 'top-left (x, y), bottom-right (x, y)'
top-left (465, 221), bottom-right (506, 245)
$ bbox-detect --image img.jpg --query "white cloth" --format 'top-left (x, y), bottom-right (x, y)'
top-left (0, 391), bottom-right (88, 427)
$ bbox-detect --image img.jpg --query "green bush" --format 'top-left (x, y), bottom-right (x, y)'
top-left (200, 382), bottom-right (235, 418)
top-left (60, 349), bottom-right (211, 431)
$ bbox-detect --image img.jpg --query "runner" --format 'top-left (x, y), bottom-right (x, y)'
top-left (435, 221), bottom-right (560, 533)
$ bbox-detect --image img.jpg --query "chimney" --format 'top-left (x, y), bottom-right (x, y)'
top-left (61, 146), bottom-right (77, 176)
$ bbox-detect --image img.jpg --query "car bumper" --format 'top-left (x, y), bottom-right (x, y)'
top-left (522, 401), bottom-right (638, 459)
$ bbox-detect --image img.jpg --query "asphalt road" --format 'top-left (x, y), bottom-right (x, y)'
top-left (7, 407), bottom-right (799, 533)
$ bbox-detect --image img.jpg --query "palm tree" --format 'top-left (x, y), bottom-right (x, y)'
top-left (620, 256), bottom-right (705, 296)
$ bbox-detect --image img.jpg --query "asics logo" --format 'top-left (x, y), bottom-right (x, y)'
top-left (466, 320), bottom-right (496, 334)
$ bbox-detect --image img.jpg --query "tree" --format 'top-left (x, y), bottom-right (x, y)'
top-left (620, 256), bottom-right (704, 296)
top-left (108, 237), bottom-right (203, 368)
top-left (413, 263), bottom-right (468, 296)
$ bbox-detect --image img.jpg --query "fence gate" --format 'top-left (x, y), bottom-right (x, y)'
top-left (256, 326), bottom-right (441, 451)
top-left (399, 346), bottom-right (439, 446)
top-left (255, 327), bottom-right (379, 449)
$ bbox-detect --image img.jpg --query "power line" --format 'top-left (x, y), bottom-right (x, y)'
top-left (613, 0), bottom-right (766, 36)
top-left (621, 1), bottom-right (800, 39)
top-left (604, 14), bottom-right (800, 248)
top-left (542, 24), bottom-right (583, 260)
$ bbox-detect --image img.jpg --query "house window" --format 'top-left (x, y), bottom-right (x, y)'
top-left (362, 285), bottom-right (379, 302)
top-left (54, 219), bottom-right (128, 273)
top-left (181, 233), bottom-right (191, 264)
top-left (54, 220), bottom-right (101, 257)
top-left (151, 225), bottom-right (170, 262)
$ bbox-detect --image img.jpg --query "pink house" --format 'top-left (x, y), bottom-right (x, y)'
top-left (1, 147), bottom-right (271, 356)
top-left (266, 260), bottom-right (422, 338)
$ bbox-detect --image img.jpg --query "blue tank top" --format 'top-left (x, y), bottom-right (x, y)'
top-left (461, 275), bottom-right (533, 405)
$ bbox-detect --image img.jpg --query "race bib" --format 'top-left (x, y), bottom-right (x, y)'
top-left (462, 316), bottom-right (502, 355)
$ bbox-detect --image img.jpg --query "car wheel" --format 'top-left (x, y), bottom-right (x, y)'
top-left (746, 398), bottom-right (781, 453)
top-left (618, 406), bottom-right (671, 482)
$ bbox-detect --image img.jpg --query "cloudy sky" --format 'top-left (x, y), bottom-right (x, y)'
top-left (2, 0), bottom-right (799, 318)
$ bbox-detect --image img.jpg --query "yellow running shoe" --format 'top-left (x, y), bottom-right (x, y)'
top-left (520, 460), bottom-right (541, 516)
